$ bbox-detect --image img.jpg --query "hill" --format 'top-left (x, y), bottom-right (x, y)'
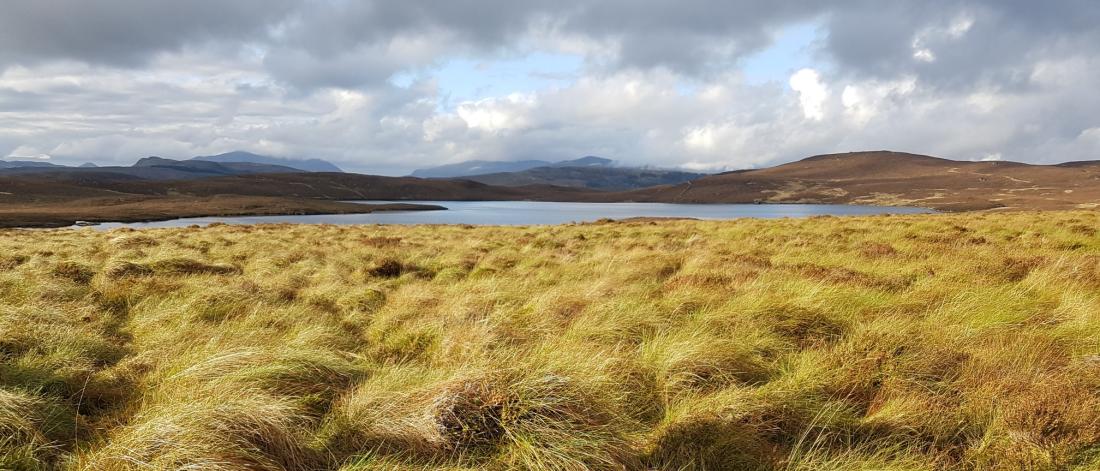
top-left (0, 160), bottom-right (64, 169)
top-left (0, 171), bottom-right (589, 227)
top-left (134, 156), bottom-right (304, 175)
top-left (411, 159), bottom-right (553, 178)
top-left (411, 156), bottom-right (613, 178)
top-left (192, 151), bottom-right (344, 173)
top-left (461, 165), bottom-right (706, 191)
top-left (4, 150), bottom-right (1100, 227)
top-left (612, 151), bottom-right (1100, 211)
top-left (420, 155), bottom-right (704, 191)
top-left (0, 156), bottom-right (309, 181)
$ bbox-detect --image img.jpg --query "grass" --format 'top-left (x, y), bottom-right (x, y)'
top-left (1, 211), bottom-right (1099, 470)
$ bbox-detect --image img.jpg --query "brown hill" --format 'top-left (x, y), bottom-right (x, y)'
top-left (3, 151), bottom-right (1100, 228)
top-left (0, 172), bottom-right (590, 227)
top-left (608, 151), bottom-right (1100, 211)
top-left (0, 172), bottom-right (589, 203)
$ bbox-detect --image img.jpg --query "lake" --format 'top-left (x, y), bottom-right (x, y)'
top-left (82, 201), bottom-right (933, 229)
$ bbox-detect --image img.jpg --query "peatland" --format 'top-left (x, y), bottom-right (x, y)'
top-left (2, 211), bottom-right (1100, 469)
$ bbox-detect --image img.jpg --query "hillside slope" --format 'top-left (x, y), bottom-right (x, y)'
top-left (460, 165), bottom-right (706, 191)
top-left (0, 157), bottom-right (307, 180)
top-left (412, 156), bottom-right (613, 178)
top-left (612, 151), bottom-right (1100, 211)
top-left (192, 151), bottom-right (344, 173)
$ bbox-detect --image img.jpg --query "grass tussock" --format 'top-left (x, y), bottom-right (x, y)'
top-left (1, 210), bottom-right (1100, 470)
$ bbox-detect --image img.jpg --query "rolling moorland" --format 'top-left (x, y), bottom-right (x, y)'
top-left (613, 151), bottom-right (1100, 211)
top-left (3, 151), bottom-right (1100, 228)
top-left (2, 211), bottom-right (1100, 469)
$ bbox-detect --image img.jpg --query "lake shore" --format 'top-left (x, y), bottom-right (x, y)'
top-left (0, 195), bottom-right (445, 229)
top-left (54, 200), bottom-right (935, 230)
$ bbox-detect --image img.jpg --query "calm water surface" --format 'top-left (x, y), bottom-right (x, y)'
top-left (84, 201), bottom-right (933, 229)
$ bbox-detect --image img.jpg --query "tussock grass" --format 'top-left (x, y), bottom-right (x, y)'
top-left (1, 211), bottom-right (1100, 469)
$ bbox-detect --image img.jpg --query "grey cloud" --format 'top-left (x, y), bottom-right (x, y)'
top-left (1, 0), bottom-right (1099, 173)
top-left (265, 0), bottom-right (834, 86)
top-left (0, 0), bottom-right (296, 67)
top-left (823, 0), bottom-right (1100, 89)
top-left (3, 0), bottom-right (1098, 92)
top-left (0, 1), bottom-right (836, 87)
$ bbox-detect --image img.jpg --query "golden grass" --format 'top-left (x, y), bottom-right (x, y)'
top-left (2, 211), bottom-right (1100, 470)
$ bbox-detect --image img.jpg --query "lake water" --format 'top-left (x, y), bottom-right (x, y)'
top-left (83, 201), bottom-right (933, 229)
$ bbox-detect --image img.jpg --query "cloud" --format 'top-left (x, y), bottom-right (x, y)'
top-left (0, 0), bottom-right (297, 67)
top-left (457, 94), bottom-right (538, 133)
top-left (5, 146), bottom-right (51, 160)
top-left (789, 69), bottom-right (828, 120)
top-left (823, 0), bottom-right (1100, 90)
top-left (0, 1), bottom-right (1098, 174)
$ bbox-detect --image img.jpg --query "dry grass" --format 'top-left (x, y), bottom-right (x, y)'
top-left (2, 211), bottom-right (1100, 470)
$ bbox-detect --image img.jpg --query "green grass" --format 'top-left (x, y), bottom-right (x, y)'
top-left (2, 211), bottom-right (1100, 470)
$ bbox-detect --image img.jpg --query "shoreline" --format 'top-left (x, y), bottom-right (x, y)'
top-left (0, 196), bottom-right (445, 229)
top-left (17, 200), bottom-right (939, 231)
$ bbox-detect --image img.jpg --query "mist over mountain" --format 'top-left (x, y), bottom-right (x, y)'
top-left (192, 151), bottom-right (344, 173)
top-left (411, 160), bottom-right (555, 178)
top-left (411, 156), bottom-right (613, 178)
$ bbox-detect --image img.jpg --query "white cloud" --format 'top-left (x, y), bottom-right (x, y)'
top-left (5, 145), bottom-right (50, 160)
top-left (1, 2), bottom-right (1100, 174)
top-left (456, 93), bottom-right (537, 133)
top-left (909, 13), bottom-right (975, 64)
top-left (682, 126), bottom-right (717, 152)
top-left (841, 78), bottom-right (916, 126)
top-left (789, 68), bottom-right (828, 121)
top-left (912, 48), bottom-right (936, 63)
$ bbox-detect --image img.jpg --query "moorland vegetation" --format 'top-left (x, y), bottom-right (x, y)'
top-left (2, 211), bottom-right (1100, 470)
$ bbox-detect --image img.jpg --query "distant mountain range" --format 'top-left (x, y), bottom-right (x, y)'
top-left (192, 151), bottom-right (344, 173)
top-left (0, 152), bottom-right (344, 179)
top-left (461, 166), bottom-right (706, 191)
top-left (412, 156), bottom-right (707, 190)
top-left (0, 160), bottom-right (64, 169)
top-left (6, 151), bottom-right (1100, 227)
top-left (411, 156), bottom-right (614, 178)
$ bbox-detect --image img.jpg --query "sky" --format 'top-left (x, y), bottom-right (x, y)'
top-left (0, 1), bottom-right (1098, 175)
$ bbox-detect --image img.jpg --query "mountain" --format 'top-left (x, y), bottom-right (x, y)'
top-left (548, 156), bottom-right (613, 168)
top-left (0, 156), bottom-right (307, 181)
top-left (79, 162), bottom-right (99, 168)
top-left (411, 159), bottom-right (553, 178)
top-left (462, 166), bottom-right (706, 191)
top-left (610, 151), bottom-right (1100, 211)
top-left (411, 156), bottom-right (615, 178)
top-left (0, 160), bottom-right (64, 169)
top-left (427, 155), bottom-right (699, 190)
top-left (192, 151), bottom-right (344, 173)
top-left (5, 150), bottom-right (1100, 225)
top-left (134, 156), bottom-right (301, 175)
